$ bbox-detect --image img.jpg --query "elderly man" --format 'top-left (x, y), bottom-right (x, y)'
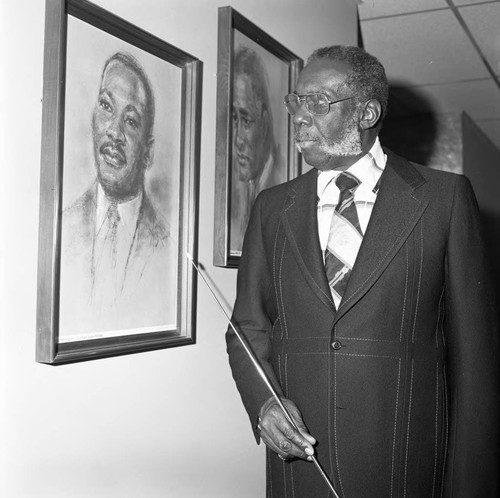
top-left (226, 45), bottom-right (499, 497)
top-left (60, 52), bottom-right (175, 339)
top-left (230, 46), bottom-right (286, 254)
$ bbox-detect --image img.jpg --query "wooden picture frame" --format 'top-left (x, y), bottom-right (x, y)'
top-left (36, 0), bottom-right (202, 364)
top-left (214, 6), bottom-right (302, 268)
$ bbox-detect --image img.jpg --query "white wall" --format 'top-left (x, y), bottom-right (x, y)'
top-left (0, 1), bottom-right (357, 496)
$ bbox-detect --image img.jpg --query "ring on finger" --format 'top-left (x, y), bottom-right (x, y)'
top-left (278, 454), bottom-right (287, 461)
top-left (279, 440), bottom-right (291, 451)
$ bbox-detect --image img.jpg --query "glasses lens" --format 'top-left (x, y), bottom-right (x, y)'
top-left (306, 94), bottom-right (329, 115)
top-left (284, 94), bottom-right (300, 115)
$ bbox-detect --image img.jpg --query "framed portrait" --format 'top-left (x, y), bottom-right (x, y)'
top-left (36, 0), bottom-right (202, 364)
top-left (213, 6), bottom-right (302, 268)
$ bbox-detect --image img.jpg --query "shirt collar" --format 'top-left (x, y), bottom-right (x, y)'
top-left (317, 137), bottom-right (386, 200)
top-left (96, 183), bottom-right (142, 236)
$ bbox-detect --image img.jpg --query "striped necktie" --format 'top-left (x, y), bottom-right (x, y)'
top-left (324, 171), bottom-right (362, 308)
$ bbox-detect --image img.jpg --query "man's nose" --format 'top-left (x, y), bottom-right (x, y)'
top-left (292, 103), bottom-right (313, 128)
top-left (106, 117), bottom-right (125, 142)
top-left (234, 119), bottom-right (245, 147)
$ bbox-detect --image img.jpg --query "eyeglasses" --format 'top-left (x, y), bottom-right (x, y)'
top-left (283, 93), bottom-right (354, 116)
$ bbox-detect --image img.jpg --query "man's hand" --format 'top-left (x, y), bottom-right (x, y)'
top-left (258, 397), bottom-right (316, 461)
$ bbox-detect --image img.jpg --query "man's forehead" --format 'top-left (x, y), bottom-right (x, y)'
top-left (296, 58), bottom-right (350, 95)
top-left (234, 73), bottom-right (262, 113)
top-left (100, 60), bottom-right (148, 108)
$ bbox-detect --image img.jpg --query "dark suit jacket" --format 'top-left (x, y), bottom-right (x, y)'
top-left (226, 150), bottom-right (499, 497)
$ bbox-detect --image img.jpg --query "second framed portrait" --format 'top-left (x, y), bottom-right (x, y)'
top-left (214, 6), bottom-right (303, 268)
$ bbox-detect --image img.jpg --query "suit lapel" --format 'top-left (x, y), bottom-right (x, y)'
top-left (280, 169), bottom-right (336, 314)
top-left (335, 151), bottom-right (428, 322)
top-left (279, 152), bottom-right (428, 319)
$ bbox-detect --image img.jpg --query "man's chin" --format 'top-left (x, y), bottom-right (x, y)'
top-left (98, 164), bottom-right (125, 186)
top-left (295, 140), bottom-right (317, 153)
top-left (300, 149), bottom-right (357, 172)
top-left (298, 146), bottom-right (330, 168)
top-left (97, 169), bottom-right (142, 201)
top-left (235, 161), bottom-right (256, 183)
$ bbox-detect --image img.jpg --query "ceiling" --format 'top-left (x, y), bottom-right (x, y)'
top-left (357, 0), bottom-right (500, 151)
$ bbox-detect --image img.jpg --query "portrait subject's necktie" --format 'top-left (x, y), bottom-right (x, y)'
top-left (324, 172), bottom-right (363, 308)
top-left (92, 203), bottom-right (122, 306)
top-left (106, 203), bottom-right (121, 267)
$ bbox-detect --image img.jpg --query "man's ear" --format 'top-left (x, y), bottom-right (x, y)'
top-left (143, 136), bottom-right (155, 170)
top-left (359, 99), bottom-right (382, 130)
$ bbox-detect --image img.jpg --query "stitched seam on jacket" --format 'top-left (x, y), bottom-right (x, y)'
top-left (411, 221), bottom-right (424, 343)
top-left (333, 353), bottom-right (346, 498)
top-left (403, 359), bottom-right (415, 497)
top-left (432, 289), bottom-right (445, 496)
top-left (432, 362), bottom-right (439, 498)
top-left (328, 342), bottom-right (335, 497)
top-left (282, 457), bottom-right (287, 497)
top-left (440, 365), bottom-right (449, 498)
top-left (336, 352), bottom-right (399, 360)
top-left (400, 243), bottom-right (409, 342)
top-left (334, 336), bottom-right (400, 343)
top-left (287, 352), bottom-right (400, 360)
top-left (279, 239), bottom-right (289, 339)
top-left (267, 449), bottom-right (272, 498)
top-left (286, 335), bottom-right (329, 340)
top-left (290, 456), bottom-right (296, 498)
top-left (435, 287), bottom-right (445, 349)
top-left (283, 355), bottom-right (287, 400)
top-left (286, 352), bottom-right (331, 356)
top-left (440, 180), bottom-right (456, 498)
top-left (272, 222), bottom-right (284, 340)
top-left (283, 336), bottom-right (415, 344)
top-left (278, 355), bottom-right (283, 391)
top-left (282, 353), bottom-right (287, 497)
top-left (280, 336), bottom-right (408, 344)
top-left (284, 354), bottom-right (295, 497)
top-left (391, 359), bottom-right (402, 498)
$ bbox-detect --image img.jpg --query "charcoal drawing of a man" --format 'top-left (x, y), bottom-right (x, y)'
top-left (59, 52), bottom-right (176, 338)
top-left (231, 46), bottom-right (286, 254)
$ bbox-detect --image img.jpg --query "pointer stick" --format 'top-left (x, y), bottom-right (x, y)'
top-left (187, 254), bottom-right (339, 498)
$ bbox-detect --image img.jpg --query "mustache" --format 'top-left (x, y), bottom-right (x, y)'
top-left (100, 141), bottom-right (126, 162)
top-left (236, 152), bottom-right (250, 161)
top-left (294, 132), bottom-right (318, 142)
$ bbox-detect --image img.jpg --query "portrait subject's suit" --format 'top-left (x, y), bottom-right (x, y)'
top-left (231, 151), bottom-right (286, 254)
top-left (60, 181), bottom-right (176, 337)
top-left (226, 149), bottom-right (499, 497)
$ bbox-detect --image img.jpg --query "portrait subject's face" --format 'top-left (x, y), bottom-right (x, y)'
top-left (293, 58), bottom-right (362, 171)
top-left (232, 73), bottom-right (267, 183)
top-left (92, 60), bottom-right (152, 200)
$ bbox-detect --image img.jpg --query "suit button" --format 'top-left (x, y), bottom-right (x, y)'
top-left (331, 341), bottom-right (342, 350)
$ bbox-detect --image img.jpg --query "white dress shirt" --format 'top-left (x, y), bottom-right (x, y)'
top-left (317, 137), bottom-right (387, 257)
top-left (92, 185), bottom-right (142, 306)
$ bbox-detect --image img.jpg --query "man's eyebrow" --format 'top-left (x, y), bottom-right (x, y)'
top-left (98, 89), bottom-right (113, 101)
top-left (124, 105), bottom-right (143, 125)
top-left (236, 107), bottom-right (254, 119)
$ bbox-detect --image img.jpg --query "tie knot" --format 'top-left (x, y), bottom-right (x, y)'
top-left (335, 172), bottom-right (360, 192)
top-left (107, 203), bottom-right (120, 227)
